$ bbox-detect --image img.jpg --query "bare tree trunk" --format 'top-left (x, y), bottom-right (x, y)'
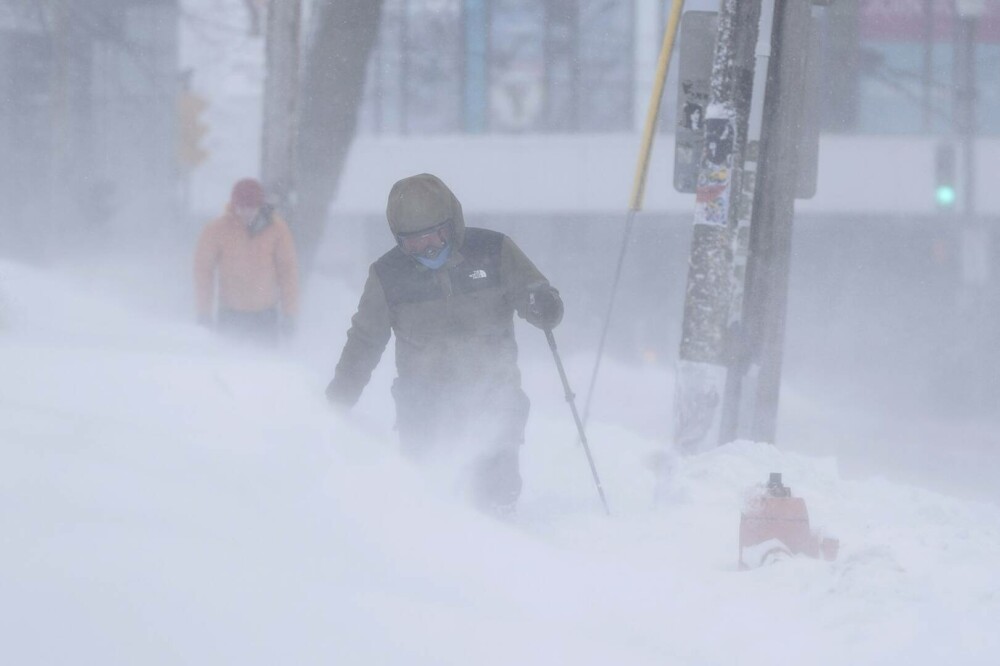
top-left (244, 0), bottom-right (265, 36)
top-left (295, 0), bottom-right (384, 274)
top-left (261, 0), bottom-right (301, 215)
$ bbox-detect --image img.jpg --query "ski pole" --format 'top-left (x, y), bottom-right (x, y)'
top-left (544, 328), bottom-right (611, 516)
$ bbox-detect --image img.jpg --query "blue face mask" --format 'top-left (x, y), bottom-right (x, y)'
top-left (416, 242), bottom-right (450, 269)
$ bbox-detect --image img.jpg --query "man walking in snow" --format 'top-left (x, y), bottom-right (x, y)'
top-left (326, 173), bottom-right (563, 514)
top-left (194, 178), bottom-right (299, 345)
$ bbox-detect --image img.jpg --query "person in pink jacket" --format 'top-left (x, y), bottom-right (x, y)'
top-left (193, 178), bottom-right (299, 345)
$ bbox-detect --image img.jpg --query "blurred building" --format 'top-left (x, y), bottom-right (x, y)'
top-left (358, 0), bottom-right (636, 135)
top-left (0, 0), bottom-right (180, 257)
top-left (850, 0), bottom-right (1000, 134)
top-left (355, 0), bottom-right (1000, 137)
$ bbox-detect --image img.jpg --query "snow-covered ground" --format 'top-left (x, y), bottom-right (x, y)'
top-left (2, 256), bottom-right (1000, 665)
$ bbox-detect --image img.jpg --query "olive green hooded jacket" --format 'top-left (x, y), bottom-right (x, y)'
top-left (326, 174), bottom-right (561, 412)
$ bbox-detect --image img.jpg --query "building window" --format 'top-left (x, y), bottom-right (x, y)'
top-left (360, 0), bottom-right (634, 135)
top-left (850, 0), bottom-right (1000, 135)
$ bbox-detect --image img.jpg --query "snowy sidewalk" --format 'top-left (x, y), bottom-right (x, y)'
top-left (2, 259), bottom-right (999, 666)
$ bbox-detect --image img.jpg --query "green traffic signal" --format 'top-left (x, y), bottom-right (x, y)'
top-left (934, 143), bottom-right (957, 211)
top-left (935, 184), bottom-right (957, 208)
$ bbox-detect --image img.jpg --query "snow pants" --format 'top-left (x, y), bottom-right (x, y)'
top-left (392, 378), bottom-right (529, 513)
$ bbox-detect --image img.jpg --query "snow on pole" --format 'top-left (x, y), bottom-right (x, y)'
top-left (718, 0), bottom-right (777, 445)
top-left (673, 0), bottom-right (763, 455)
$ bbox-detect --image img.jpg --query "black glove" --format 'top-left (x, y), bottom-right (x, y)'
top-left (524, 288), bottom-right (564, 330)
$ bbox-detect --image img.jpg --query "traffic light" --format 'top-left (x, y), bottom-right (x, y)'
top-left (177, 91), bottom-right (209, 169)
top-left (934, 142), bottom-right (957, 211)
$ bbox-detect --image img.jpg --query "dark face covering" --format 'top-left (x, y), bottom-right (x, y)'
top-left (247, 204), bottom-right (274, 235)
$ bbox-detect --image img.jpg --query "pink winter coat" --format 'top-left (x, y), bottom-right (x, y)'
top-left (193, 207), bottom-right (299, 319)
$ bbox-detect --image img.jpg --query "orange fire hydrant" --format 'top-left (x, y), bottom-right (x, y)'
top-left (738, 473), bottom-right (839, 569)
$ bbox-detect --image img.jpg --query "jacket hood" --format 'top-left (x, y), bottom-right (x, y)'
top-left (386, 174), bottom-right (466, 249)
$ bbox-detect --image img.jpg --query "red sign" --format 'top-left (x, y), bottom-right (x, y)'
top-left (861, 0), bottom-right (1000, 41)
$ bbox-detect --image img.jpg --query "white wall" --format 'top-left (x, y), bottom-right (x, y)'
top-left (330, 133), bottom-right (1000, 217)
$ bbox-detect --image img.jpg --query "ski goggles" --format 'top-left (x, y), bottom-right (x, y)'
top-left (396, 220), bottom-right (453, 257)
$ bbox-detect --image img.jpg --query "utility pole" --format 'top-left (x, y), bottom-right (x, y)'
top-left (673, 0), bottom-right (762, 454)
top-left (954, 1), bottom-right (979, 225)
top-left (463, 0), bottom-right (489, 133)
top-left (954, 0), bottom-right (987, 302)
top-left (543, 0), bottom-right (580, 132)
top-left (47, 0), bottom-right (73, 250)
top-left (922, 0), bottom-right (934, 132)
top-left (741, 0), bottom-right (813, 444)
top-left (953, 0), bottom-right (990, 411)
top-left (718, 0), bottom-right (777, 445)
top-left (261, 0), bottom-right (302, 216)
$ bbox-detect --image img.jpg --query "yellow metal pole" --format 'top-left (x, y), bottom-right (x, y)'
top-left (581, 0), bottom-right (688, 427)
top-left (629, 0), bottom-right (686, 211)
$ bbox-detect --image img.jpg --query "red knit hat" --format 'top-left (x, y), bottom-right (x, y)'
top-left (231, 178), bottom-right (265, 208)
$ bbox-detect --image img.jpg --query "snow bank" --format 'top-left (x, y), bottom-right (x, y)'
top-left (2, 259), bottom-right (999, 665)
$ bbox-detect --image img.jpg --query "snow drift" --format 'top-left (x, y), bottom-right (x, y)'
top-left (1, 259), bottom-right (999, 665)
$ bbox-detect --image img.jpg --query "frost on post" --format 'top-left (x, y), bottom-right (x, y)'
top-left (673, 0), bottom-right (762, 455)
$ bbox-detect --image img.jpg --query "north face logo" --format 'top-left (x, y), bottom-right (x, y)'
top-left (469, 269), bottom-right (488, 280)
